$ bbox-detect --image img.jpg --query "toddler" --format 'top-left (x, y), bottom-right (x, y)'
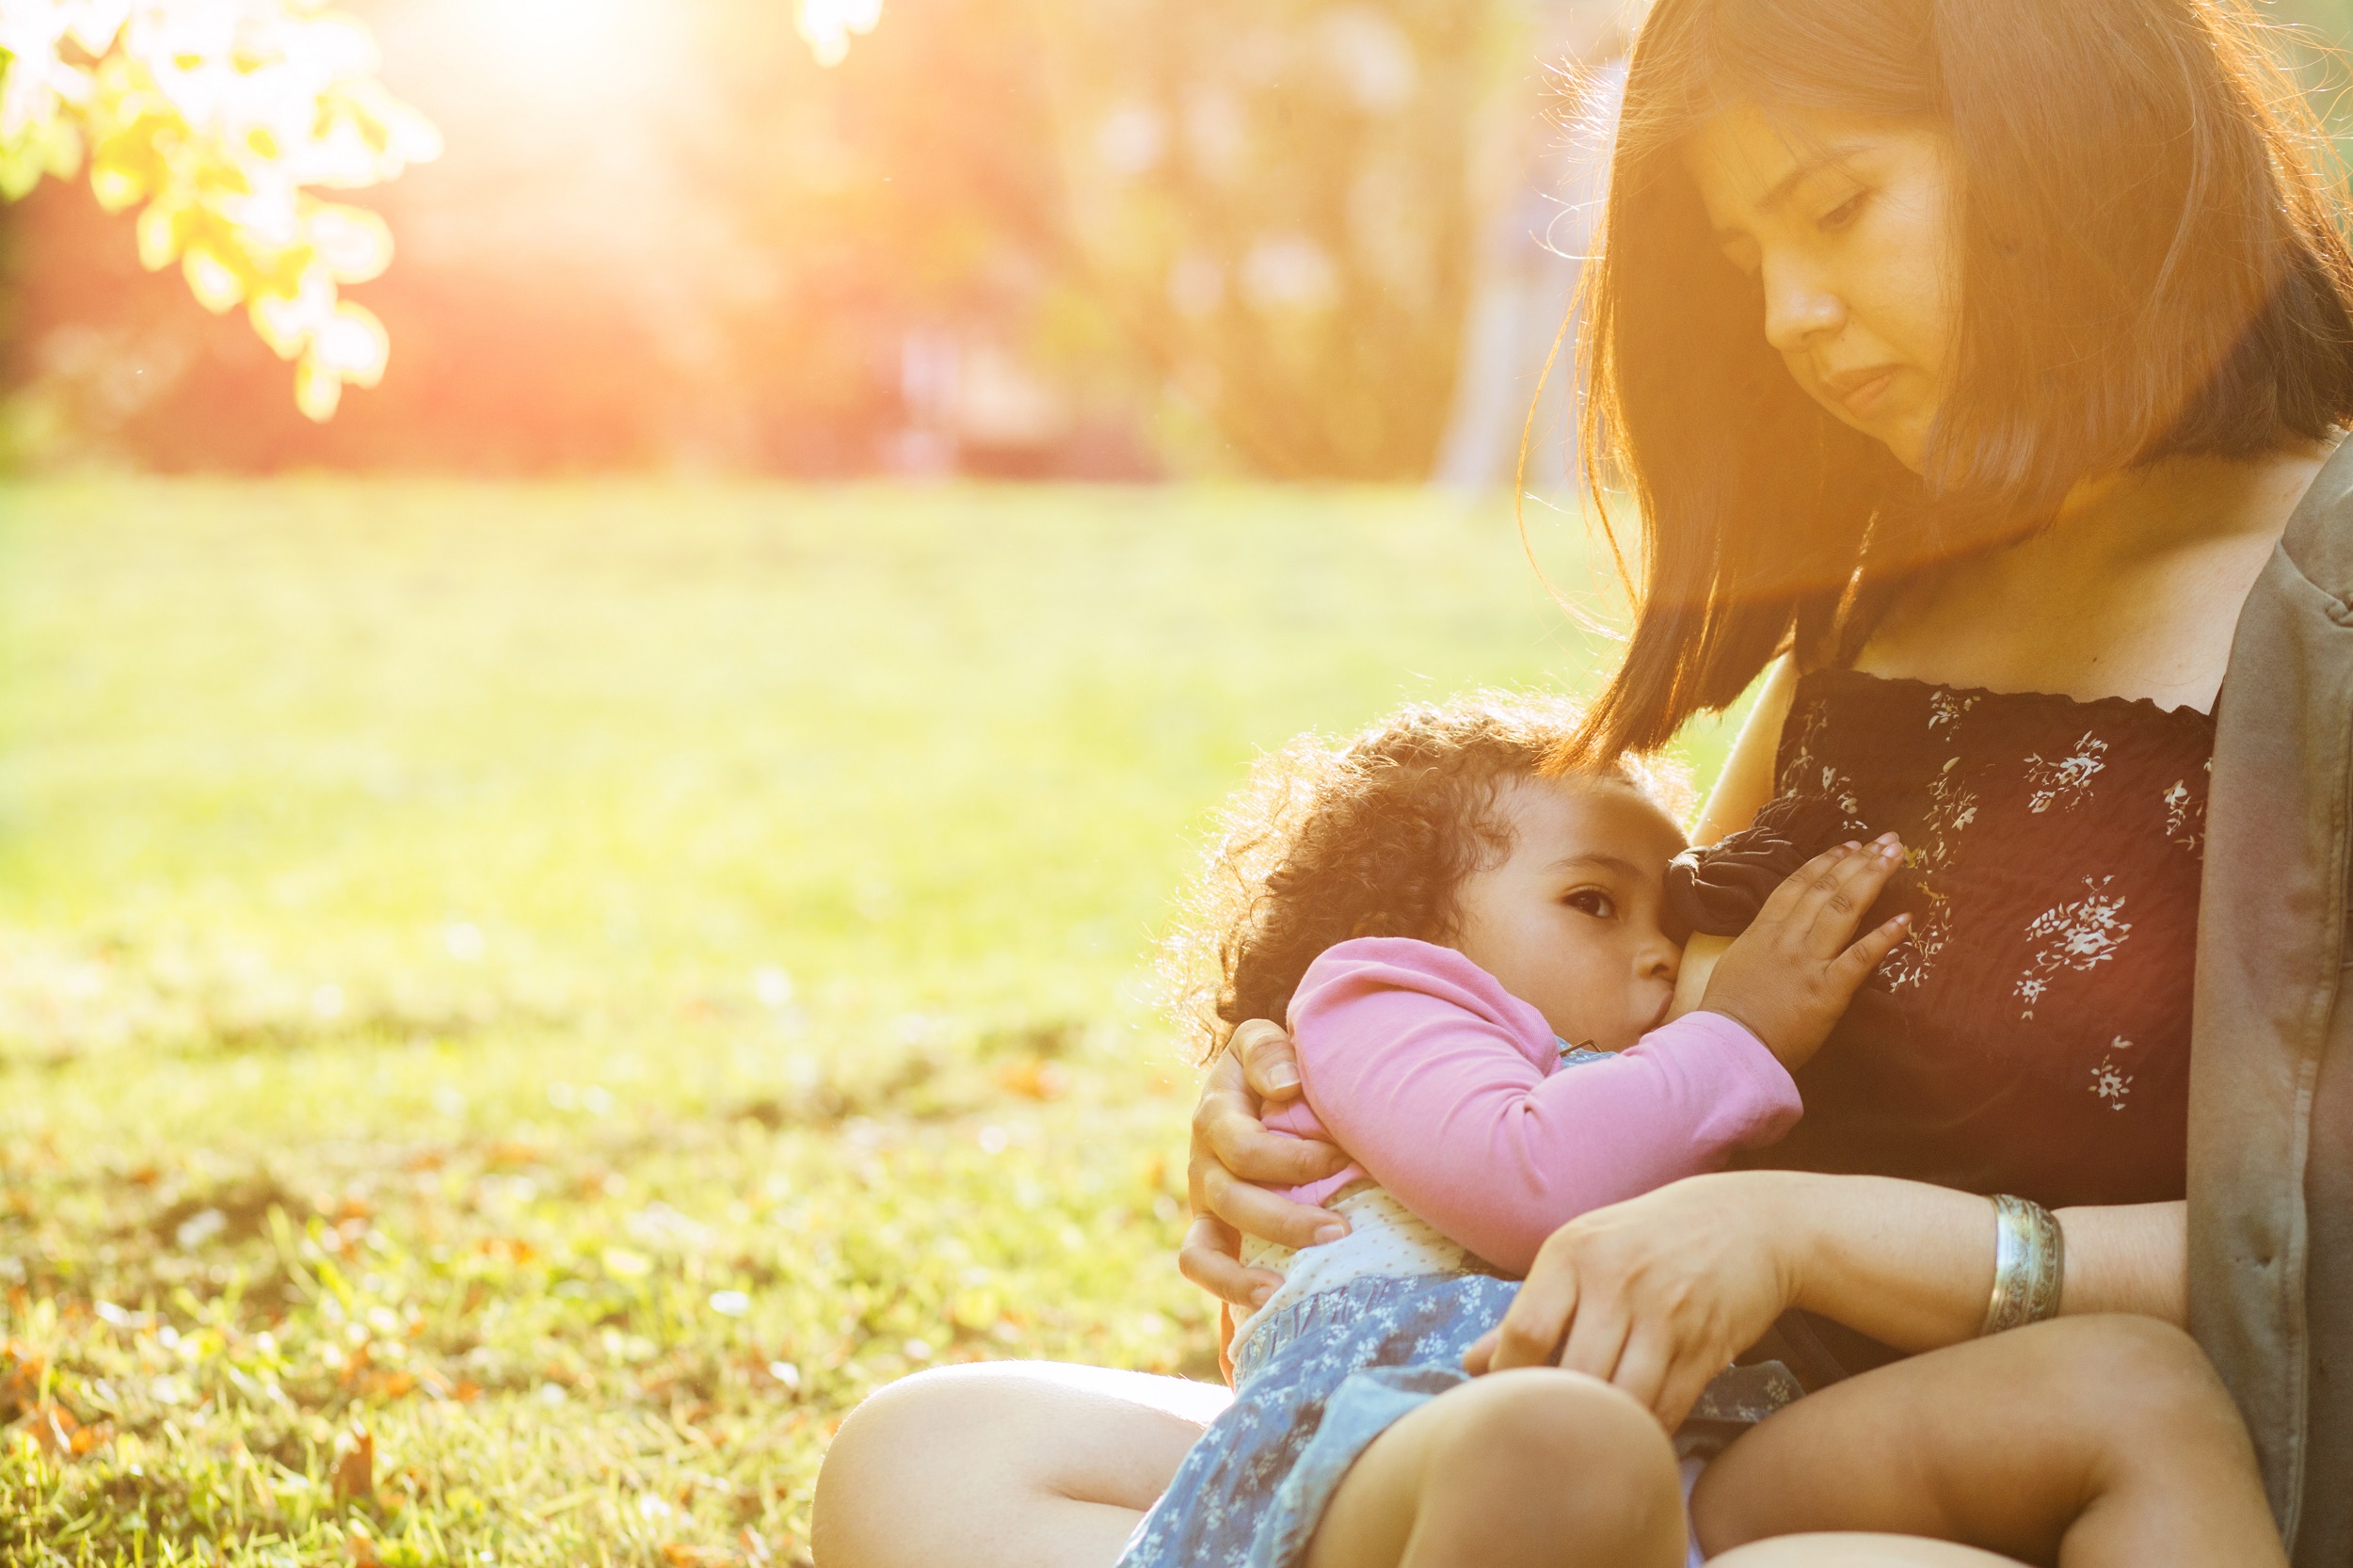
top-left (1123, 693), bottom-right (2281, 1568)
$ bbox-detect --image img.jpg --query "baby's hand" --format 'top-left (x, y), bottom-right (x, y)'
top-left (1698, 834), bottom-right (1910, 1071)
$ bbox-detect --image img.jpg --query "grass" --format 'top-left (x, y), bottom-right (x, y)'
top-left (0, 480), bottom-right (1747, 1566)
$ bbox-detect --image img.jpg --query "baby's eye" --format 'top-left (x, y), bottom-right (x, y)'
top-left (1562, 888), bottom-right (1616, 919)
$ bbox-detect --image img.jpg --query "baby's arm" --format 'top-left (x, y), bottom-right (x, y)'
top-left (1289, 940), bottom-right (1801, 1273)
top-left (1293, 843), bottom-right (1909, 1272)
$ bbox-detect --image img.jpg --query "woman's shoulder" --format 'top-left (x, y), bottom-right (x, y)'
top-left (2279, 434), bottom-right (2353, 607)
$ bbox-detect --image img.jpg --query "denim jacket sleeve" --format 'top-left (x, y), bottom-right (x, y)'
top-left (2191, 434), bottom-right (2353, 1563)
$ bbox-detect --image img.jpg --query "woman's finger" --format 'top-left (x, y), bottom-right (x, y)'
top-left (1200, 1100), bottom-right (1353, 1187)
top-left (1608, 1324), bottom-right (1674, 1418)
top-left (1651, 1346), bottom-right (1724, 1433)
top-left (1229, 1020), bottom-right (1306, 1103)
top-left (1460, 1326), bottom-right (1501, 1376)
top-left (1198, 1102), bottom-right (1351, 1184)
top-left (1197, 1156), bottom-right (1348, 1251)
top-left (1555, 1290), bottom-right (1634, 1385)
top-left (1176, 1212), bottom-right (1285, 1309)
top-left (1485, 1252), bottom-right (1582, 1371)
top-left (1188, 1051), bottom-right (1253, 1208)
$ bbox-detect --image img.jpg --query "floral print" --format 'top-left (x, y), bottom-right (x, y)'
top-left (1754, 669), bottom-right (2214, 1210)
top-left (2015, 876), bottom-right (2133, 1019)
top-left (2089, 1037), bottom-right (2136, 1112)
top-left (2024, 732), bottom-right (2107, 813)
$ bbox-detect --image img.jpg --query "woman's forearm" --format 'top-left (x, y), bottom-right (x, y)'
top-left (2052, 1197), bottom-right (2186, 1324)
top-left (1764, 1173), bottom-right (2187, 1352)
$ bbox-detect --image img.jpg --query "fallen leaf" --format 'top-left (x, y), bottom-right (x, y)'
top-left (19, 1401), bottom-right (77, 1457)
top-left (333, 1424), bottom-right (374, 1502)
top-left (991, 1057), bottom-right (1067, 1100)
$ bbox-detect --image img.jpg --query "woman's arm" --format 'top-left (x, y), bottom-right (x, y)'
top-left (1470, 1170), bottom-right (2186, 1428)
top-left (1692, 655), bottom-right (1798, 845)
top-left (1673, 658), bottom-right (1798, 1016)
top-left (1780, 1177), bottom-right (2186, 1346)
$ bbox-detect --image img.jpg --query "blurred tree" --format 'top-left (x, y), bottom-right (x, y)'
top-left (0, 0), bottom-right (439, 420)
top-left (1043, 0), bottom-right (1503, 478)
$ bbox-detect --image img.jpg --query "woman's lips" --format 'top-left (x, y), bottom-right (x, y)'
top-left (1827, 365), bottom-right (1900, 419)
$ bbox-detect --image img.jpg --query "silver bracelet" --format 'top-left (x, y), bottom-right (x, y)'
top-left (1979, 1193), bottom-right (2065, 1336)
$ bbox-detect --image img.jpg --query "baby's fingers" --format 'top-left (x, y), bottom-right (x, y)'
top-left (1797, 833), bottom-right (1904, 948)
top-left (1832, 912), bottom-right (1913, 988)
top-left (1752, 841), bottom-right (1859, 927)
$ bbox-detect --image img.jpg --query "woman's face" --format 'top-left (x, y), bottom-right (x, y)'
top-left (1681, 100), bottom-right (1961, 473)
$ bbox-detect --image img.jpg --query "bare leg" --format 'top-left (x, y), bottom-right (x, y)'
top-left (1693, 1316), bottom-right (2285, 1568)
top-left (1710, 1537), bottom-right (2029, 1566)
top-left (1305, 1368), bottom-right (1687, 1568)
top-left (811, 1362), bottom-right (1230, 1568)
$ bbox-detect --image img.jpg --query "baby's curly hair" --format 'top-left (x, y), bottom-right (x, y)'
top-left (1162, 692), bottom-right (1689, 1062)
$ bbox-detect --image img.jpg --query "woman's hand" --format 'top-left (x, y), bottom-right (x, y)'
top-left (1464, 1172), bottom-right (1804, 1428)
top-left (1178, 1020), bottom-right (1353, 1309)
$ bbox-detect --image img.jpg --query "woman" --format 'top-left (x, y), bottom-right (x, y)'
top-left (812, 0), bottom-right (2353, 1562)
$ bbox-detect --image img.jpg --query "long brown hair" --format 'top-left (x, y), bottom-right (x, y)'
top-left (1565, 0), bottom-right (2353, 761)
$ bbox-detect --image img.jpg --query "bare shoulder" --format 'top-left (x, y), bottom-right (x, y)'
top-left (1856, 446), bottom-right (2333, 712)
top-left (1691, 656), bottom-right (1798, 846)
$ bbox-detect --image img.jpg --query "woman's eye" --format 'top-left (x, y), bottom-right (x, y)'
top-left (1563, 888), bottom-right (1616, 919)
top-left (1818, 191), bottom-right (1867, 232)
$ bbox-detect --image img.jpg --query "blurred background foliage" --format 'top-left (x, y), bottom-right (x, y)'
top-left (9, 0), bottom-right (2353, 481)
top-left (1, 0), bottom-right (443, 423)
top-left (0, 0), bottom-right (1637, 479)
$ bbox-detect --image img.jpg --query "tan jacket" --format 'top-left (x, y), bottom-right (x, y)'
top-left (2192, 435), bottom-right (2353, 1564)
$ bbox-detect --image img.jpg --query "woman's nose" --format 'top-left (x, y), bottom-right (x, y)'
top-left (1760, 256), bottom-right (1846, 353)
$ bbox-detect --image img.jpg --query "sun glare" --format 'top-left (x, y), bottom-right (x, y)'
top-left (440, 0), bottom-right (665, 105)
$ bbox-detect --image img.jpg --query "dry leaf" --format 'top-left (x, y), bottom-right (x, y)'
top-left (20, 1401), bottom-right (78, 1457)
top-left (332, 1424), bottom-right (375, 1502)
top-left (991, 1057), bottom-right (1067, 1100)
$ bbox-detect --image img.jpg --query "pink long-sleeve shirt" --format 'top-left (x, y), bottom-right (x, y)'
top-left (1265, 936), bottom-right (1803, 1274)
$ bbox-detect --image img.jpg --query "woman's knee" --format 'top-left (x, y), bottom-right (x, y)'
top-left (2015, 1317), bottom-right (2247, 1448)
top-left (1986, 1308), bottom-right (2259, 1478)
top-left (811, 1363), bottom-right (1216, 1567)
top-left (813, 1368), bottom-right (994, 1564)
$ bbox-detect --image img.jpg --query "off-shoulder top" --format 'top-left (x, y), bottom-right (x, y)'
top-left (1738, 667), bottom-right (2217, 1209)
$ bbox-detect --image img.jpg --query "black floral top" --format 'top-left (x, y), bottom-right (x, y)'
top-left (1737, 667), bottom-right (2216, 1209)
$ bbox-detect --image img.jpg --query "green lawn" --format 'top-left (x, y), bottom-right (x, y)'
top-left (0, 480), bottom-right (1746, 1566)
